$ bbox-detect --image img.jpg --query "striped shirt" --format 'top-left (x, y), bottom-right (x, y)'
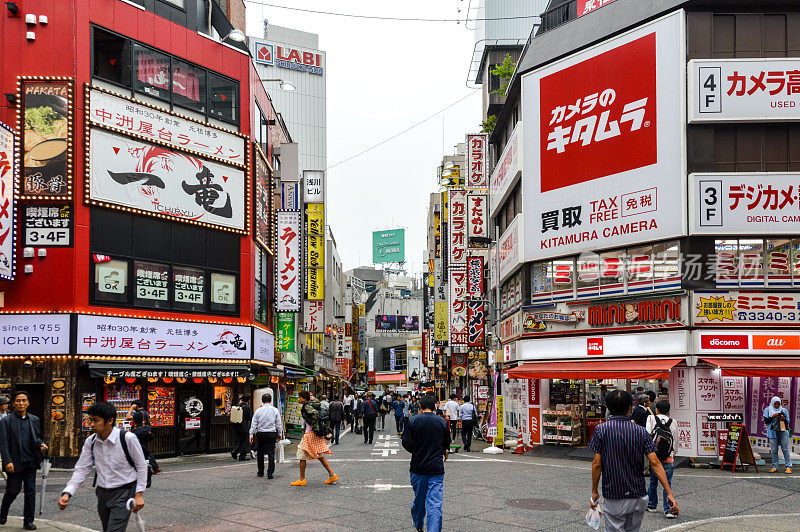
top-left (588, 415), bottom-right (657, 500)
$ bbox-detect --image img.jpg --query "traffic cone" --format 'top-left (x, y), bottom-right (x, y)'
top-left (515, 430), bottom-right (525, 455)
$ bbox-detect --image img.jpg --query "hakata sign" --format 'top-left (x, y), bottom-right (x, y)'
top-left (89, 87), bottom-right (246, 166)
top-left (578, 0), bottom-right (617, 17)
top-left (76, 315), bottom-right (251, 360)
top-left (466, 133), bottom-right (488, 188)
top-left (689, 59), bottom-right (800, 123)
top-left (303, 300), bottom-right (324, 333)
top-left (522, 12), bottom-right (685, 261)
top-left (449, 189), bottom-right (467, 266)
top-left (466, 255), bottom-right (485, 296)
top-left (467, 194), bottom-right (488, 247)
top-left (276, 211), bottom-right (301, 312)
top-left (88, 128), bottom-right (246, 231)
top-left (449, 266), bottom-right (468, 346)
top-left (0, 122), bottom-right (16, 279)
top-left (253, 40), bottom-right (324, 76)
top-left (694, 291), bottom-right (800, 326)
top-left (691, 173), bottom-right (800, 234)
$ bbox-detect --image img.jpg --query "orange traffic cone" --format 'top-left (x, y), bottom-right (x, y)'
top-left (515, 430), bottom-right (525, 455)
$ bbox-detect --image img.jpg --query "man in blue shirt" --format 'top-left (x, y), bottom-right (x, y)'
top-left (402, 396), bottom-right (450, 532)
top-left (392, 395), bottom-right (406, 434)
top-left (589, 390), bottom-right (678, 531)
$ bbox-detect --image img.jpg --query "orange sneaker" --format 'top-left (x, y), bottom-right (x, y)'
top-left (324, 474), bottom-right (339, 485)
top-left (786, 468), bottom-right (793, 474)
top-left (290, 479), bottom-right (307, 486)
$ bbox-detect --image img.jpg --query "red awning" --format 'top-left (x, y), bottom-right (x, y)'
top-left (507, 359), bottom-right (683, 380)
top-left (700, 358), bottom-right (800, 377)
top-left (375, 372), bottom-right (406, 382)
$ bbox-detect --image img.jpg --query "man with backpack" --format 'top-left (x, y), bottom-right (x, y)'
top-left (645, 400), bottom-right (678, 519)
top-left (131, 411), bottom-right (160, 475)
top-left (361, 393), bottom-right (379, 444)
top-left (230, 394), bottom-right (252, 461)
top-left (59, 402), bottom-right (147, 532)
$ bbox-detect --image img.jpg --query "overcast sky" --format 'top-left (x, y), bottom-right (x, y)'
top-left (245, 0), bottom-right (482, 278)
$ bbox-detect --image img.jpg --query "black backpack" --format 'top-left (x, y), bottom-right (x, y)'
top-left (651, 416), bottom-right (674, 462)
top-left (90, 431), bottom-right (152, 489)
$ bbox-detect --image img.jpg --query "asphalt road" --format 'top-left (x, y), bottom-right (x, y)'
top-left (2, 423), bottom-right (799, 531)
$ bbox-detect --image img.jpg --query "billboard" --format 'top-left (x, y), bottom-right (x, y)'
top-left (254, 148), bottom-right (271, 250)
top-left (276, 211), bottom-right (301, 311)
top-left (303, 170), bottom-right (324, 203)
top-left (375, 315), bottom-right (397, 331)
top-left (449, 266), bottom-right (468, 346)
top-left (398, 315), bottom-right (420, 332)
top-left (521, 12), bottom-right (685, 261)
top-left (467, 194), bottom-right (489, 247)
top-left (0, 122), bottom-right (16, 279)
top-left (276, 312), bottom-right (296, 352)
top-left (305, 203), bottom-right (324, 300)
top-left (689, 59), bottom-right (800, 123)
top-left (373, 228), bottom-right (405, 263)
top-left (449, 189), bottom-right (467, 266)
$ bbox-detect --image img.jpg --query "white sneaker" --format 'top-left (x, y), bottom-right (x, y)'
top-left (646, 507), bottom-right (659, 513)
top-left (665, 511), bottom-right (677, 519)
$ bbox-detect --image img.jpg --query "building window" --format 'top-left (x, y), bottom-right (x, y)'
top-left (211, 272), bottom-right (237, 312)
top-left (715, 237), bottom-right (800, 288)
top-left (173, 265), bottom-right (206, 312)
top-left (159, 0), bottom-right (186, 7)
top-left (208, 73), bottom-right (238, 123)
top-left (488, 64), bottom-right (501, 93)
top-left (134, 44), bottom-right (171, 101)
top-left (172, 59), bottom-right (206, 113)
top-left (134, 260), bottom-right (170, 309)
top-left (94, 259), bottom-right (129, 303)
top-left (93, 28), bottom-right (132, 87)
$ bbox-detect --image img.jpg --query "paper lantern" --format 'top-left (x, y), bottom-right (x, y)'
top-left (192, 377), bottom-right (203, 384)
top-left (162, 377), bottom-right (174, 384)
top-left (104, 377), bottom-right (116, 384)
top-left (207, 377), bottom-right (218, 384)
top-left (125, 378), bottom-right (137, 384)
top-left (147, 378), bottom-right (158, 383)
top-left (236, 376), bottom-right (247, 383)
top-left (222, 377), bottom-right (233, 383)
top-left (176, 377), bottom-right (187, 384)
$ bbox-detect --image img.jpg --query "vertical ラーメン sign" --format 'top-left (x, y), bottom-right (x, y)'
top-left (466, 133), bottom-right (488, 188)
top-left (522, 12), bottom-right (685, 261)
top-left (0, 122), bottom-right (16, 279)
top-left (276, 211), bottom-right (301, 311)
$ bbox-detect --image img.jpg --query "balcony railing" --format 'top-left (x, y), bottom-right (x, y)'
top-left (532, 0), bottom-right (577, 42)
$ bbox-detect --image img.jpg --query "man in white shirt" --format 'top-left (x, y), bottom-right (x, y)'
top-left (444, 394), bottom-right (460, 441)
top-left (250, 393), bottom-right (283, 479)
top-left (59, 402), bottom-right (147, 532)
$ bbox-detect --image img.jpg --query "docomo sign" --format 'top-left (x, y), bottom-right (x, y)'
top-left (697, 332), bottom-right (800, 352)
top-left (253, 41), bottom-right (324, 75)
top-left (522, 12), bottom-right (685, 261)
top-left (689, 58), bottom-right (800, 123)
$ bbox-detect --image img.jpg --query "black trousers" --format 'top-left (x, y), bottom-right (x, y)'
top-left (363, 418), bottom-right (376, 443)
top-left (256, 431), bottom-right (277, 476)
top-left (461, 420), bottom-right (474, 451)
top-left (95, 482), bottom-right (136, 532)
top-left (1, 464), bottom-right (36, 522)
top-left (232, 429), bottom-right (250, 459)
top-left (450, 419), bottom-right (459, 440)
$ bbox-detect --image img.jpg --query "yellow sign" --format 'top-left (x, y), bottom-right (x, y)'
top-left (306, 203), bottom-right (324, 235)
top-left (495, 395), bottom-right (504, 447)
top-left (358, 304), bottom-right (365, 317)
top-left (696, 296), bottom-right (736, 321)
top-left (441, 190), bottom-right (448, 222)
top-left (359, 361), bottom-right (365, 372)
top-left (307, 267), bottom-right (324, 300)
top-left (428, 259), bottom-right (434, 287)
top-left (307, 235), bottom-right (324, 267)
top-left (435, 301), bottom-right (448, 343)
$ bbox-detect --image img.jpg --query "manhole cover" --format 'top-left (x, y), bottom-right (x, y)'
top-left (506, 498), bottom-right (571, 511)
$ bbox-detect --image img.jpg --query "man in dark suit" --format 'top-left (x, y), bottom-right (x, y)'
top-left (0, 391), bottom-right (47, 530)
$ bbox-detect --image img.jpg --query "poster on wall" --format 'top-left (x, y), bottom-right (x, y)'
top-left (748, 376), bottom-right (792, 438)
top-left (723, 376), bottom-right (746, 414)
top-left (23, 204), bottom-right (72, 247)
top-left (0, 122), bottom-right (16, 279)
top-left (694, 368), bottom-right (721, 411)
top-left (521, 12), bottom-right (685, 261)
top-left (276, 211), bottom-right (301, 311)
top-left (88, 128), bottom-right (246, 232)
top-left (254, 148), bottom-right (272, 250)
top-left (18, 78), bottom-right (73, 199)
top-left (696, 413), bottom-right (722, 457)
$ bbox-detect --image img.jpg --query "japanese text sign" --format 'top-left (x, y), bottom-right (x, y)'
top-left (276, 211), bottom-right (301, 311)
top-left (254, 327), bottom-right (275, 363)
top-left (466, 301), bottom-right (486, 348)
top-left (88, 128), bottom-right (246, 231)
top-left (449, 189), bottom-right (467, 266)
top-left (277, 312), bottom-right (296, 352)
top-left (303, 300), bottom-right (324, 333)
top-left (467, 194), bottom-right (488, 247)
top-left (498, 214), bottom-right (521, 283)
top-left (489, 123), bottom-right (522, 217)
top-left (303, 170), bottom-right (324, 203)
top-left (466, 133), bottom-right (488, 187)
top-left (466, 255), bottom-right (485, 296)
top-left (522, 12), bottom-right (685, 261)
top-left (255, 149), bottom-right (272, 250)
top-left (577, 0), bottom-right (617, 17)
top-left (693, 292), bottom-right (800, 326)
top-left (0, 123), bottom-right (16, 279)
top-left (76, 315), bottom-right (250, 360)
top-left (689, 59), bottom-right (800, 123)
top-left (449, 266), bottom-right (468, 346)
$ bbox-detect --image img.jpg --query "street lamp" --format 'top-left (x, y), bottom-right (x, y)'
top-left (259, 78), bottom-right (296, 92)
top-left (221, 29), bottom-right (246, 43)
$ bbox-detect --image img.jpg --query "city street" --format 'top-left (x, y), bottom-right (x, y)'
top-left (2, 426), bottom-right (797, 531)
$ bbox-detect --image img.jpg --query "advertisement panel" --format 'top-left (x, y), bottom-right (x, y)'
top-left (254, 148), bottom-right (271, 249)
top-left (253, 41), bottom-right (325, 76)
top-left (88, 128), bottom-right (246, 232)
top-left (375, 315), bottom-right (397, 331)
top-left (281, 182), bottom-right (299, 210)
top-left (303, 170), bottom-right (324, 203)
top-left (449, 266), bottom-right (468, 346)
top-left (276, 211), bottom-right (301, 311)
top-left (306, 267), bottom-right (324, 300)
top-left (689, 59), bottom-right (800, 123)
top-left (276, 312), bottom-right (296, 353)
top-left (0, 122), bottom-right (16, 279)
top-left (18, 78), bottom-right (73, 199)
top-left (467, 194), bottom-right (489, 247)
top-left (0, 314), bottom-right (70, 355)
top-left (466, 133), bottom-right (488, 188)
top-left (372, 228), bottom-right (405, 263)
top-left (449, 189), bottom-right (467, 266)
top-left (489, 122), bottom-right (522, 216)
top-left (253, 327), bottom-right (275, 363)
top-left (398, 316), bottom-right (420, 332)
top-left (696, 330), bottom-right (800, 354)
top-left (691, 173), bottom-right (800, 235)
top-left (88, 87), bottom-right (246, 165)
top-left (498, 214), bottom-right (522, 283)
top-left (521, 12), bottom-right (685, 261)
top-left (303, 300), bottom-right (324, 333)
top-left (693, 291), bottom-right (800, 327)
top-left (77, 315), bottom-right (250, 359)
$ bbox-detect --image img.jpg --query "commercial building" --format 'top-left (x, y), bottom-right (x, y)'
top-left (485, 0), bottom-right (800, 458)
top-left (0, 0), bottom-right (290, 463)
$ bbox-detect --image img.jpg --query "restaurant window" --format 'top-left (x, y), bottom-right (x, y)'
top-left (210, 272), bottom-right (237, 313)
top-left (208, 73), bottom-right (238, 123)
top-left (133, 260), bottom-right (170, 309)
top-left (93, 28), bottom-right (131, 87)
top-left (173, 265), bottom-right (206, 312)
top-left (94, 259), bottom-right (129, 303)
top-left (172, 59), bottom-right (206, 113)
top-left (133, 44), bottom-right (171, 101)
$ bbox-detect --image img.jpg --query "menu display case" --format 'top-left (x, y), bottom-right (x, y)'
top-left (104, 382), bottom-right (140, 428)
top-left (147, 386), bottom-right (175, 427)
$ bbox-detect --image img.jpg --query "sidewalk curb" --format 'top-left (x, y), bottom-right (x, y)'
top-left (0, 516), bottom-right (98, 532)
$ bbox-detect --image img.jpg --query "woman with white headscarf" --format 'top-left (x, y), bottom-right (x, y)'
top-left (763, 396), bottom-right (792, 474)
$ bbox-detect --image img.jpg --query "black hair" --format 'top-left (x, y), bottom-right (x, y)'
top-left (261, 393), bottom-right (272, 403)
top-left (419, 396), bottom-right (437, 411)
top-left (87, 401), bottom-right (117, 423)
top-left (132, 411), bottom-right (145, 426)
top-left (606, 390), bottom-right (633, 416)
top-left (647, 391), bottom-right (656, 403)
top-left (11, 390), bottom-right (29, 401)
top-left (450, 393), bottom-right (457, 399)
top-left (655, 400), bottom-right (670, 415)
top-left (298, 391), bottom-right (311, 401)
top-left (132, 400), bottom-right (144, 408)
top-left (240, 394), bottom-right (251, 403)
top-left (463, 395), bottom-right (471, 402)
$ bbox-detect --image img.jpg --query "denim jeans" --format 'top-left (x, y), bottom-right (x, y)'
top-left (332, 421), bottom-right (341, 444)
top-left (395, 415), bottom-right (404, 433)
top-left (770, 431), bottom-right (792, 469)
top-left (648, 461), bottom-right (674, 512)
top-left (410, 472), bottom-right (444, 532)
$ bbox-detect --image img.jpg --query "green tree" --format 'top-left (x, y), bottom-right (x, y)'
top-left (480, 115), bottom-right (497, 134)
top-left (491, 53), bottom-right (517, 97)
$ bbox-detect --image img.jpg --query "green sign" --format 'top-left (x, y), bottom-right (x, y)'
top-left (276, 312), bottom-right (295, 352)
top-left (372, 228), bottom-right (405, 263)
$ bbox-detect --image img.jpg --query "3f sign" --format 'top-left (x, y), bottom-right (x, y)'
top-left (698, 67), bottom-right (722, 113)
top-left (698, 179), bottom-right (722, 226)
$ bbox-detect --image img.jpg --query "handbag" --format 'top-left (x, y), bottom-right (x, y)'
top-left (353, 423), bottom-right (363, 435)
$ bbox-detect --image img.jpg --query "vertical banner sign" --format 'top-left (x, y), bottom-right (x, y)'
top-left (281, 182), bottom-right (299, 210)
top-left (305, 203), bottom-right (324, 300)
top-left (434, 301), bottom-right (449, 346)
top-left (434, 210), bottom-right (441, 258)
top-left (449, 189), bottom-right (467, 267)
top-left (449, 266), bottom-right (468, 346)
top-left (303, 300), bottom-right (323, 333)
top-left (18, 78), bottom-right (73, 200)
top-left (0, 123), bottom-right (16, 280)
top-left (276, 211), bottom-right (301, 311)
top-left (466, 301), bottom-right (486, 348)
top-left (254, 148), bottom-right (272, 250)
top-left (303, 170), bottom-right (324, 203)
top-left (467, 194), bottom-right (489, 247)
top-left (466, 255), bottom-right (485, 296)
top-left (276, 312), bottom-right (296, 352)
top-left (466, 133), bottom-right (488, 188)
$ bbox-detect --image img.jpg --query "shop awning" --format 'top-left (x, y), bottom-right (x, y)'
top-left (375, 372), bottom-right (407, 382)
top-left (321, 368), bottom-right (343, 379)
top-left (86, 361), bottom-right (249, 379)
top-left (283, 367), bottom-right (307, 379)
top-left (507, 359), bottom-right (683, 380)
top-left (700, 358), bottom-right (800, 377)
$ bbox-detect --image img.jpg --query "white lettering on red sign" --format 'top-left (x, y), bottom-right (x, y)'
top-left (466, 133), bottom-right (488, 188)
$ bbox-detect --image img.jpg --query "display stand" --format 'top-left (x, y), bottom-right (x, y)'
top-left (720, 423), bottom-right (758, 473)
